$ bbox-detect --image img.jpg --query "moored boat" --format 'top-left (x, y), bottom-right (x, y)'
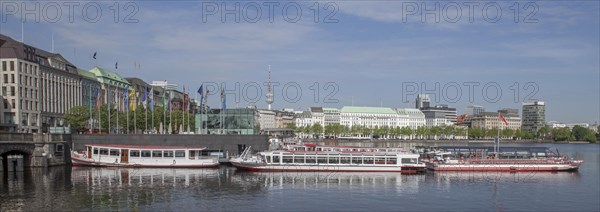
top-left (423, 146), bottom-right (583, 172)
top-left (230, 146), bottom-right (425, 173)
top-left (71, 144), bottom-right (220, 168)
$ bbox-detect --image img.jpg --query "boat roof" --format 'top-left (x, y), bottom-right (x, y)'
top-left (294, 144), bottom-right (403, 149)
top-left (438, 146), bottom-right (551, 153)
top-left (270, 150), bottom-right (417, 156)
top-left (85, 144), bottom-right (207, 150)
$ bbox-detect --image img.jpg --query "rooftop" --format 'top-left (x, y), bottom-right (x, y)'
top-left (341, 106), bottom-right (397, 114)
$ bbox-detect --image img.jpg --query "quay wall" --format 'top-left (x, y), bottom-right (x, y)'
top-left (70, 134), bottom-right (269, 158)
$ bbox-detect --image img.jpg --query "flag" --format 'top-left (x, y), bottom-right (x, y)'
top-left (92, 52), bottom-right (97, 59)
top-left (499, 113), bottom-right (508, 126)
top-left (123, 88), bottom-right (129, 111)
top-left (220, 88), bottom-right (226, 110)
top-left (96, 88), bottom-right (101, 111)
top-left (114, 87), bottom-right (119, 109)
top-left (149, 87), bottom-right (154, 111)
top-left (129, 90), bottom-right (136, 111)
top-left (115, 61), bottom-right (118, 70)
top-left (142, 88), bottom-right (147, 109)
top-left (197, 85), bottom-right (203, 111)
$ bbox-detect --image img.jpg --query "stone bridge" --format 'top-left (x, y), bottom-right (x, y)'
top-left (0, 133), bottom-right (70, 172)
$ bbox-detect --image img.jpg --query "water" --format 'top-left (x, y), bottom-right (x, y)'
top-left (1, 143), bottom-right (598, 211)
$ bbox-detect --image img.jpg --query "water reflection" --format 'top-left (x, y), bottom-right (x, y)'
top-left (235, 171), bottom-right (426, 193)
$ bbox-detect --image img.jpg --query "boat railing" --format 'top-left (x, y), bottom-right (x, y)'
top-left (465, 159), bottom-right (572, 164)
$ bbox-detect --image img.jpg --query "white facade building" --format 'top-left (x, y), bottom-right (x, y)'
top-left (340, 106), bottom-right (400, 128)
top-left (395, 108), bottom-right (426, 129)
top-left (257, 109), bottom-right (276, 129)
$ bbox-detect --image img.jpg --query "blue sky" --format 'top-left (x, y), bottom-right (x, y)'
top-left (1, 1), bottom-right (598, 124)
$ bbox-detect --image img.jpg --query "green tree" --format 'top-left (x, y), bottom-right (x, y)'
top-left (311, 123), bottom-right (323, 138)
top-left (65, 106), bottom-right (91, 132)
top-left (501, 128), bottom-right (514, 139)
top-left (551, 127), bottom-right (573, 141)
top-left (537, 126), bottom-right (550, 139)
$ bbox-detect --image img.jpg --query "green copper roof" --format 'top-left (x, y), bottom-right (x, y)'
top-left (89, 66), bottom-right (130, 86)
top-left (340, 106), bottom-right (397, 114)
top-left (77, 69), bottom-right (98, 81)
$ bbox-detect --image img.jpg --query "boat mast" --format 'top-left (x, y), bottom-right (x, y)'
top-left (496, 112), bottom-right (500, 159)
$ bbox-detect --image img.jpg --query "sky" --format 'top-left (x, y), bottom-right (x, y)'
top-left (1, 1), bottom-right (598, 124)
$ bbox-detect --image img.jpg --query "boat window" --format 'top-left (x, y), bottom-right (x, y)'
top-left (329, 157), bottom-right (339, 164)
top-left (375, 157), bottom-right (386, 164)
top-left (293, 156), bottom-right (305, 163)
top-left (401, 158), bottom-right (417, 164)
top-left (273, 156), bottom-right (280, 163)
top-left (99, 148), bottom-right (108, 155)
top-left (164, 151), bottom-right (174, 158)
top-left (152, 151), bottom-right (163, 158)
top-left (387, 158), bottom-right (397, 164)
top-left (109, 149), bottom-right (119, 156)
top-left (175, 150), bottom-right (185, 157)
top-left (282, 156), bottom-right (293, 163)
top-left (130, 150), bottom-right (140, 157)
top-left (305, 156), bottom-right (316, 163)
top-left (363, 157), bottom-right (374, 164)
top-left (317, 157), bottom-right (327, 164)
top-left (141, 150), bottom-right (151, 157)
top-left (340, 157), bottom-right (350, 164)
top-left (93, 148), bottom-right (98, 155)
top-left (351, 157), bottom-right (362, 164)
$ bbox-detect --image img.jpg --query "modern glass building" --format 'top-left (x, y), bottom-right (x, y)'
top-left (195, 108), bottom-right (258, 135)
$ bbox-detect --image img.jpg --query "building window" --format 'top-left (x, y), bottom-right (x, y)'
top-left (11, 74), bottom-right (14, 83)
top-left (11, 99), bottom-right (15, 109)
top-left (2, 74), bottom-right (6, 83)
top-left (10, 86), bottom-right (15, 96)
top-left (1, 61), bottom-right (6, 71)
top-left (10, 61), bottom-right (14, 71)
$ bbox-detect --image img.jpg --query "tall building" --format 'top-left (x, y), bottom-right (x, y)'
top-left (465, 105), bottom-right (485, 116)
top-left (89, 66), bottom-right (130, 110)
top-left (415, 94), bottom-right (430, 109)
top-left (1, 34), bottom-right (81, 133)
top-left (522, 101), bottom-right (546, 133)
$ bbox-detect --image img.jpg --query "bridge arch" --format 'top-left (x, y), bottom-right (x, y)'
top-left (1, 144), bottom-right (35, 170)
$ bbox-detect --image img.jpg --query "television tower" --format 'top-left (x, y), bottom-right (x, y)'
top-left (265, 65), bottom-right (274, 110)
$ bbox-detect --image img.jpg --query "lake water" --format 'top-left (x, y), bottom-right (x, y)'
top-left (1, 143), bottom-right (598, 211)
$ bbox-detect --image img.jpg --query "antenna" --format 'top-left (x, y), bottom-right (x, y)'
top-left (265, 65), bottom-right (274, 110)
top-left (21, 20), bottom-right (24, 43)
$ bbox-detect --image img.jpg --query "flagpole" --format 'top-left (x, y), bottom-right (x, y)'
top-left (108, 85), bottom-right (111, 134)
top-left (116, 88), bottom-right (119, 134)
top-left (89, 84), bottom-right (92, 134)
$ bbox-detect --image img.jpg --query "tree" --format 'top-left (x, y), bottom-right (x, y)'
top-left (65, 106), bottom-right (91, 132)
top-left (311, 123), bottom-right (323, 138)
top-left (537, 126), bottom-right (550, 139)
top-left (551, 127), bottom-right (573, 141)
top-left (572, 125), bottom-right (597, 142)
top-left (501, 128), bottom-right (514, 139)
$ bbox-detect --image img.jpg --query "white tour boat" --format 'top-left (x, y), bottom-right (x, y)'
top-left (71, 144), bottom-right (220, 168)
top-left (230, 146), bottom-right (425, 173)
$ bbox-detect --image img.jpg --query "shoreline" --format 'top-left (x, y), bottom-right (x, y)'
top-left (299, 139), bottom-right (594, 145)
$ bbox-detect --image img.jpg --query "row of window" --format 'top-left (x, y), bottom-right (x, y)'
top-left (94, 148), bottom-right (187, 158)
top-left (266, 155), bottom-right (418, 165)
top-left (0, 61), bottom-right (38, 75)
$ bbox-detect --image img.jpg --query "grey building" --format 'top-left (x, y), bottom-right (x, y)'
top-left (415, 94), bottom-right (430, 109)
top-left (196, 108), bottom-right (258, 135)
top-left (419, 104), bottom-right (457, 124)
top-left (78, 69), bottom-right (101, 108)
top-left (522, 101), bottom-right (546, 133)
top-left (465, 105), bottom-right (485, 116)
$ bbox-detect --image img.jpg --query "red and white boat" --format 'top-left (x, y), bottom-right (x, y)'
top-left (286, 144), bottom-right (407, 153)
top-left (423, 146), bottom-right (583, 172)
top-left (71, 144), bottom-right (220, 168)
top-left (230, 146), bottom-right (425, 173)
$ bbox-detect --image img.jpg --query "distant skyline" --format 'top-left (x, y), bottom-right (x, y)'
top-left (1, 1), bottom-right (598, 124)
